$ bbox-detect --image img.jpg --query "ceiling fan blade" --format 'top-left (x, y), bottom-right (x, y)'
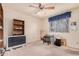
top-left (38, 3), bottom-right (41, 8)
top-left (29, 5), bottom-right (38, 8)
top-left (45, 6), bottom-right (55, 9)
top-left (34, 9), bottom-right (41, 14)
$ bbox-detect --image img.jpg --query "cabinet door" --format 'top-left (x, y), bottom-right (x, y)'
top-left (0, 3), bottom-right (3, 48)
top-left (0, 4), bottom-right (3, 17)
top-left (0, 41), bottom-right (3, 48)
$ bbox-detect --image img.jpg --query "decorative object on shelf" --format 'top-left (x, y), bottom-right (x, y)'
top-left (13, 19), bottom-right (24, 35)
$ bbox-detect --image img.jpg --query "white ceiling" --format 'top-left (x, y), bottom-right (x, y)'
top-left (3, 3), bottom-right (79, 18)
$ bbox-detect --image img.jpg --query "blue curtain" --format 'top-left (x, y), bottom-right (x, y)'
top-left (49, 12), bottom-right (71, 32)
top-left (49, 12), bottom-right (71, 22)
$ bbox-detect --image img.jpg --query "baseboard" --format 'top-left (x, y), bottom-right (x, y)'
top-left (61, 45), bottom-right (79, 51)
top-left (27, 40), bottom-right (41, 45)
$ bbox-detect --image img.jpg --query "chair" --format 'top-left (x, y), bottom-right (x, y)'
top-left (41, 35), bottom-right (51, 45)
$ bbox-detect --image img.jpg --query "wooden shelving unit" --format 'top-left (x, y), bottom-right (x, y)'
top-left (13, 19), bottom-right (24, 35)
top-left (0, 3), bottom-right (3, 48)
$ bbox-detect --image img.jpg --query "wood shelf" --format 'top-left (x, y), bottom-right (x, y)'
top-left (13, 19), bottom-right (24, 35)
top-left (13, 29), bottom-right (24, 31)
top-left (0, 28), bottom-right (3, 30)
top-left (13, 24), bottom-right (24, 26)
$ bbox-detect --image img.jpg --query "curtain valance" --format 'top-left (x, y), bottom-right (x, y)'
top-left (49, 12), bottom-right (71, 22)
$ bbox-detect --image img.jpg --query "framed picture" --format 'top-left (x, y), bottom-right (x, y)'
top-left (70, 21), bottom-right (77, 31)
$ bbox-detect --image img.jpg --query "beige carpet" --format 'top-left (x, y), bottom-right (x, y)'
top-left (4, 40), bottom-right (79, 56)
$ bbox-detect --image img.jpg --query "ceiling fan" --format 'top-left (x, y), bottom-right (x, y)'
top-left (29, 3), bottom-right (55, 14)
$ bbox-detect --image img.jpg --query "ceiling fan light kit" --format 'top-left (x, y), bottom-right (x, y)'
top-left (29, 3), bottom-right (55, 14)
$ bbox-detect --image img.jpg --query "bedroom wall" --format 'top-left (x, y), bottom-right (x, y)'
top-left (2, 4), bottom-right (41, 46)
top-left (41, 7), bottom-right (79, 49)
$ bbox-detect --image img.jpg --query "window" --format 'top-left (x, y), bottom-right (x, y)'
top-left (49, 12), bottom-right (71, 32)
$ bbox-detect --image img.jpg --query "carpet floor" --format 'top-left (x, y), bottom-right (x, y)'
top-left (4, 40), bottom-right (79, 56)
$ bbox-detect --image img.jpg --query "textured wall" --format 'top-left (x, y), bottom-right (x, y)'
top-left (41, 7), bottom-right (79, 49)
top-left (2, 4), bottom-right (41, 47)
